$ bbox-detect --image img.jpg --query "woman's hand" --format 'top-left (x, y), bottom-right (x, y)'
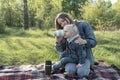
top-left (56, 36), bottom-right (63, 43)
top-left (75, 38), bottom-right (87, 45)
top-left (76, 64), bottom-right (82, 68)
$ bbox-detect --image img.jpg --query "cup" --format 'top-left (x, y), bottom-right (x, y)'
top-left (54, 30), bottom-right (64, 37)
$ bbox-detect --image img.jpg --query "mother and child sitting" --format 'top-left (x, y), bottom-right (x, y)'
top-left (52, 12), bottom-right (97, 79)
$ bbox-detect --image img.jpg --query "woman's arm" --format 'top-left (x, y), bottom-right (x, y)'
top-left (75, 21), bottom-right (97, 48)
top-left (83, 22), bottom-right (97, 48)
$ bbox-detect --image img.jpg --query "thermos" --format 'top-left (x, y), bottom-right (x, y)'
top-left (45, 60), bottom-right (52, 76)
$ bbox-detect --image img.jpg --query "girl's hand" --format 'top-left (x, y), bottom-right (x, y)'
top-left (56, 36), bottom-right (63, 43)
top-left (75, 38), bottom-right (87, 45)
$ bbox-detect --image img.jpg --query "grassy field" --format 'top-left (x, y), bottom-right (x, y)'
top-left (93, 31), bottom-right (120, 68)
top-left (0, 27), bottom-right (120, 68)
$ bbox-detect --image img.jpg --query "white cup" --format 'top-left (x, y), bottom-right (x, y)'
top-left (54, 30), bottom-right (64, 37)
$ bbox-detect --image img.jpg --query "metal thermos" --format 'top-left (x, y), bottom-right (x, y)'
top-left (45, 60), bottom-right (52, 76)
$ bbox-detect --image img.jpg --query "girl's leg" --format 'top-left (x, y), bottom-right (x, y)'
top-left (53, 57), bottom-right (76, 71)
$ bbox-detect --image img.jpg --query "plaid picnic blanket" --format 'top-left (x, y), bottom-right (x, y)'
top-left (0, 61), bottom-right (120, 80)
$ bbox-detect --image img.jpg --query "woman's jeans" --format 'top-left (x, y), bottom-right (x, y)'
top-left (65, 59), bottom-right (90, 77)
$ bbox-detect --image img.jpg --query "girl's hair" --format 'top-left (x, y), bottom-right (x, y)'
top-left (65, 24), bottom-right (78, 35)
top-left (55, 12), bottom-right (73, 30)
top-left (71, 24), bottom-right (78, 34)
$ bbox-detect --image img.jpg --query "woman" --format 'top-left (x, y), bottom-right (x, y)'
top-left (55, 12), bottom-right (97, 78)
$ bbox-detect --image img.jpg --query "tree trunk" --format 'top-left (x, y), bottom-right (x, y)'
top-left (23, 0), bottom-right (29, 30)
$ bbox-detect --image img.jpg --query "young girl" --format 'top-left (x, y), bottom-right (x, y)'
top-left (53, 24), bottom-right (86, 76)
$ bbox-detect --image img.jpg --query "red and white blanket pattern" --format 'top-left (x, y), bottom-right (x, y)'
top-left (0, 61), bottom-right (120, 80)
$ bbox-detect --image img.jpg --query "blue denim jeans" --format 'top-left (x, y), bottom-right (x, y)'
top-left (53, 57), bottom-right (78, 71)
top-left (77, 59), bottom-right (90, 77)
top-left (65, 59), bottom-right (90, 77)
top-left (65, 63), bottom-right (77, 74)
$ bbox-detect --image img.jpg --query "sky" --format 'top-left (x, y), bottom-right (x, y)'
top-left (94, 0), bottom-right (117, 4)
top-left (107, 0), bottom-right (117, 4)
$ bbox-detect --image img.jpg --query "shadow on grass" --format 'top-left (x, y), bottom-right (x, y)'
top-left (96, 38), bottom-right (120, 46)
top-left (28, 40), bottom-right (42, 49)
top-left (102, 46), bottom-right (120, 54)
top-left (3, 39), bottom-right (18, 50)
top-left (0, 27), bottom-right (54, 38)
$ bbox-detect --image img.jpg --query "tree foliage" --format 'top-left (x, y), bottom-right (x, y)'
top-left (82, 0), bottom-right (120, 30)
top-left (62, 0), bottom-right (88, 18)
top-left (0, 0), bottom-right (120, 31)
top-left (112, 0), bottom-right (120, 30)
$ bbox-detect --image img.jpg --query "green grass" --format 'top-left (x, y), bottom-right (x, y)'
top-left (0, 27), bottom-right (58, 65)
top-left (93, 31), bottom-right (120, 68)
top-left (0, 27), bottom-right (120, 69)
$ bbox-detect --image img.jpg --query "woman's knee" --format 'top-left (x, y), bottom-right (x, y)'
top-left (77, 59), bottom-right (90, 77)
top-left (77, 68), bottom-right (90, 77)
top-left (65, 63), bottom-right (76, 74)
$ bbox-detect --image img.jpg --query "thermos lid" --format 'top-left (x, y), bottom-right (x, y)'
top-left (45, 60), bottom-right (52, 65)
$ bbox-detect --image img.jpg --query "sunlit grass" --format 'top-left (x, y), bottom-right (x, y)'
top-left (93, 31), bottom-right (120, 68)
top-left (0, 27), bottom-right (120, 69)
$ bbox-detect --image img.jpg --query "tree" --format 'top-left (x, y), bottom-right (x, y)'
top-left (0, 0), bottom-right (23, 27)
top-left (35, 0), bottom-right (62, 29)
top-left (23, 0), bottom-right (29, 30)
top-left (82, 0), bottom-right (114, 30)
top-left (112, 0), bottom-right (120, 30)
top-left (62, 0), bottom-right (87, 18)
